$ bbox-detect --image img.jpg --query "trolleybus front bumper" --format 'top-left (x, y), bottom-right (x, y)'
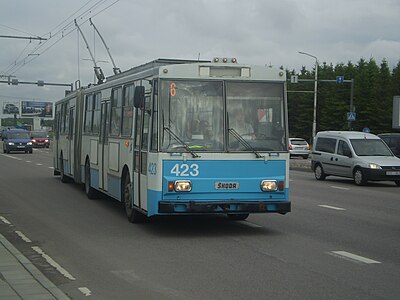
top-left (159, 201), bottom-right (291, 214)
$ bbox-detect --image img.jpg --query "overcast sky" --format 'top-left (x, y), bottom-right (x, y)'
top-left (1, 0), bottom-right (399, 103)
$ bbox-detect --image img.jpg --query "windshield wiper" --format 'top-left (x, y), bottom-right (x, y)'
top-left (164, 127), bottom-right (200, 158)
top-left (229, 128), bottom-right (263, 158)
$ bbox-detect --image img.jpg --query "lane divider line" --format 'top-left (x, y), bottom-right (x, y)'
top-left (330, 250), bottom-right (381, 264)
top-left (15, 231), bottom-right (32, 243)
top-left (78, 287), bottom-right (92, 296)
top-left (318, 205), bottom-right (346, 211)
top-left (31, 246), bottom-right (76, 280)
top-left (330, 185), bottom-right (350, 190)
top-left (0, 216), bottom-right (12, 225)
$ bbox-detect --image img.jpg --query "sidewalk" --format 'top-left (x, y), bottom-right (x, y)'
top-left (0, 233), bottom-right (69, 300)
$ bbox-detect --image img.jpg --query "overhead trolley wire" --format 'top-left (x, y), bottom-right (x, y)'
top-left (1, 0), bottom-right (119, 76)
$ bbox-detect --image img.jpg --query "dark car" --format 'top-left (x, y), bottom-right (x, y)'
top-left (30, 131), bottom-right (50, 148)
top-left (378, 133), bottom-right (400, 158)
top-left (3, 129), bottom-right (33, 154)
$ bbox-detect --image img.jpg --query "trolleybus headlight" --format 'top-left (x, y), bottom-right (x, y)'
top-left (172, 180), bottom-right (192, 192)
top-left (260, 180), bottom-right (278, 192)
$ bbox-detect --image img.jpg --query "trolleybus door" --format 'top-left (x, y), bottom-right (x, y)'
top-left (133, 97), bottom-right (150, 211)
top-left (99, 101), bottom-right (110, 191)
top-left (68, 106), bottom-right (74, 176)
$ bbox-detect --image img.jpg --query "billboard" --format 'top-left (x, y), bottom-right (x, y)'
top-left (2, 101), bottom-right (20, 116)
top-left (21, 101), bottom-right (53, 118)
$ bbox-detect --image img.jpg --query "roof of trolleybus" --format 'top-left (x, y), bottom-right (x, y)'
top-left (79, 58), bottom-right (286, 92)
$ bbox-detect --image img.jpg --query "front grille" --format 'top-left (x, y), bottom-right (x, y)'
top-left (381, 166), bottom-right (400, 170)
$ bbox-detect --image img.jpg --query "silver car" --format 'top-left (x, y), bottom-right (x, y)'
top-left (311, 131), bottom-right (400, 186)
top-left (288, 138), bottom-right (310, 159)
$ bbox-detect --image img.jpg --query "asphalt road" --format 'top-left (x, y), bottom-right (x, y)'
top-left (0, 149), bottom-right (399, 299)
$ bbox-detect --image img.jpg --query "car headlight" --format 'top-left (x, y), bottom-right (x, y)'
top-left (32, 139), bottom-right (36, 142)
top-left (8, 142), bottom-right (15, 145)
top-left (27, 142), bottom-right (33, 146)
top-left (368, 163), bottom-right (381, 169)
top-left (168, 180), bottom-right (192, 192)
top-left (260, 180), bottom-right (278, 191)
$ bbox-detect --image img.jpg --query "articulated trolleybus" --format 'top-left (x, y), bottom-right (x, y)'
top-left (53, 57), bottom-right (291, 223)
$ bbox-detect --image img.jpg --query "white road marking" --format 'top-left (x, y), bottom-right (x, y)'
top-left (78, 287), bottom-right (92, 296)
top-left (0, 216), bottom-right (12, 225)
top-left (318, 205), bottom-right (346, 211)
top-left (36, 163), bottom-right (43, 166)
top-left (15, 231), bottom-right (32, 243)
top-left (330, 251), bottom-right (381, 264)
top-left (330, 185), bottom-right (350, 190)
top-left (25, 160), bottom-right (32, 163)
top-left (31, 246), bottom-right (76, 280)
top-left (239, 221), bottom-right (263, 228)
top-left (48, 166), bottom-right (54, 169)
top-left (2, 154), bottom-right (22, 160)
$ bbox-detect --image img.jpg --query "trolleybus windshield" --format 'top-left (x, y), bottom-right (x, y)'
top-left (160, 80), bottom-right (286, 152)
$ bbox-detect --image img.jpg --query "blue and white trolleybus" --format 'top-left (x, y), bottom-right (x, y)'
top-left (53, 57), bottom-right (291, 222)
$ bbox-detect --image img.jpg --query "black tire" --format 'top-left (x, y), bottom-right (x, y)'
top-left (123, 173), bottom-right (146, 223)
top-left (314, 164), bottom-right (326, 180)
top-left (60, 155), bottom-right (70, 183)
top-left (29, 149), bottom-right (33, 154)
top-left (227, 213), bottom-right (249, 221)
top-left (3, 148), bottom-right (5, 153)
top-left (303, 155), bottom-right (309, 159)
top-left (353, 168), bottom-right (367, 186)
top-left (85, 160), bottom-right (98, 199)
top-left (394, 180), bottom-right (400, 187)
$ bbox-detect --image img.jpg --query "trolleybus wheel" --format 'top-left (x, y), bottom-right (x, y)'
top-left (85, 160), bottom-right (98, 199)
top-left (123, 174), bottom-right (146, 223)
top-left (227, 213), bottom-right (249, 221)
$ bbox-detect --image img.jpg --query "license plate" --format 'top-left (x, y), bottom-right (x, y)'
top-left (214, 182), bottom-right (240, 190)
top-left (17, 146), bottom-right (25, 148)
top-left (386, 171), bottom-right (400, 176)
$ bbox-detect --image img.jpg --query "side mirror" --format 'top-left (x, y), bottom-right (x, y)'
top-left (133, 86), bottom-right (145, 108)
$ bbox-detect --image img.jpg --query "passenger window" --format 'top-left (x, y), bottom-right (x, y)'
top-left (315, 137), bottom-right (336, 153)
top-left (337, 140), bottom-right (351, 157)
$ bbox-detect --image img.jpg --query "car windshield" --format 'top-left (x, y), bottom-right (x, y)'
top-left (350, 139), bottom-right (393, 156)
top-left (8, 132), bottom-right (30, 139)
top-left (31, 132), bottom-right (47, 138)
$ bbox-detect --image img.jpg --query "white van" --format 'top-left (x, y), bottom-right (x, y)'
top-left (311, 131), bottom-right (400, 186)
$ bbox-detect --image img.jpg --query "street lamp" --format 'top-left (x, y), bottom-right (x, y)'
top-left (298, 51), bottom-right (318, 140)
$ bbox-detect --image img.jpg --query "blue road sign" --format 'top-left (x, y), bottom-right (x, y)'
top-left (347, 111), bottom-right (356, 121)
top-left (336, 76), bottom-right (344, 84)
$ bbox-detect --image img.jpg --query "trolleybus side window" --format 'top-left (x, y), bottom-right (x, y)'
top-left (110, 87), bottom-right (122, 136)
top-left (122, 84), bottom-right (134, 136)
top-left (84, 94), bottom-right (93, 133)
top-left (150, 79), bottom-right (158, 151)
top-left (92, 93), bottom-right (101, 134)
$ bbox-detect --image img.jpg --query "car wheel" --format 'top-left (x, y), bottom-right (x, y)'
top-left (227, 213), bottom-right (249, 221)
top-left (353, 168), bottom-right (367, 186)
top-left (395, 180), bottom-right (400, 187)
top-left (85, 160), bottom-right (98, 199)
top-left (314, 164), bottom-right (326, 180)
top-left (123, 173), bottom-right (146, 223)
top-left (303, 155), bottom-right (309, 159)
